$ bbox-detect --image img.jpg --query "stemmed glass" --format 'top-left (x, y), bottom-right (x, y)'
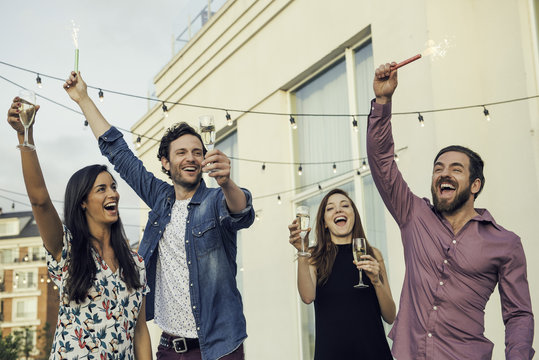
top-left (296, 205), bottom-right (310, 257)
top-left (199, 115), bottom-right (215, 151)
top-left (16, 89), bottom-right (37, 151)
top-left (352, 238), bottom-right (369, 288)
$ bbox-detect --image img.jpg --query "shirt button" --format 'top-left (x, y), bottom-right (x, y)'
top-left (186, 240), bottom-right (189, 244)
top-left (428, 333), bottom-right (432, 338)
top-left (444, 260), bottom-right (448, 264)
top-left (197, 327), bottom-right (200, 331)
top-left (190, 283), bottom-right (193, 287)
top-left (159, 231), bottom-right (162, 234)
top-left (154, 221), bottom-right (158, 225)
top-left (193, 306), bottom-right (196, 309)
top-left (452, 240), bottom-right (456, 244)
top-left (433, 306), bottom-right (438, 310)
top-left (187, 220), bottom-right (190, 224)
top-left (168, 213), bottom-right (170, 216)
top-left (188, 261), bottom-right (191, 265)
top-left (439, 281), bottom-right (444, 286)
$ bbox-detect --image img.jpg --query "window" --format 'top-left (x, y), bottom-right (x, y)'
top-left (13, 298), bottom-right (38, 320)
top-left (0, 219), bottom-right (19, 237)
top-left (0, 248), bottom-right (19, 264)
top-left (13, 270), bottom-right (38, 290)
top-left (291, 38), bottom-right (387, 359)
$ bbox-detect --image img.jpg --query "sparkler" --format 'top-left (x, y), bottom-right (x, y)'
top-left (390, 38), bottom-right (453, 71)
top-left (71, 20), bottom-right (80, 72)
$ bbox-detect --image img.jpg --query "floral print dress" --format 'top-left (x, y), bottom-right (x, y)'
top-left (47, 226), bottom-right (149, 360)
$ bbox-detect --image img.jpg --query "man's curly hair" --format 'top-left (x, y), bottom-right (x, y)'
top-left (157, 122), bottom-right (207, 178)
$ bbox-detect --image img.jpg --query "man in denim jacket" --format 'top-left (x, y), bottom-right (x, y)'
top-left (64, 72), bottom-right (255, 360)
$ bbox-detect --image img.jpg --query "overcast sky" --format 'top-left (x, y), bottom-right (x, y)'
top-left (0, 0), bottom-right (203, 243)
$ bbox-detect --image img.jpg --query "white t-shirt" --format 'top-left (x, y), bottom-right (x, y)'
top-left (154, 199), bottom-right (198, 337)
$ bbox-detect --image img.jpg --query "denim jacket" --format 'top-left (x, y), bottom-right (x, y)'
top-left (99, 127), bottom-right (255, 360)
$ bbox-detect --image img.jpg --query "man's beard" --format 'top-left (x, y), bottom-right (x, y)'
top-left (170, 167), bottom-right (202, 191)
top-left (431, 178), bottom-right (472, 215)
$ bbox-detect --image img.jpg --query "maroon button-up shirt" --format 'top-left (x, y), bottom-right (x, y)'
top-left (367, 100), bottom-right (534, 360)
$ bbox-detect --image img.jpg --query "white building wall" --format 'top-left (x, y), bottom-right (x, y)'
top-left (133, 0), bottom-right (539, 358)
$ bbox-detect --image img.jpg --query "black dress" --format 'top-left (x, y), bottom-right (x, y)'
top-left (313, 243), bottom-right (392, 360)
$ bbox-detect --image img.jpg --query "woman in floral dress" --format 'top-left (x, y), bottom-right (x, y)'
top-left (7, 98), bottom-right (152, 360)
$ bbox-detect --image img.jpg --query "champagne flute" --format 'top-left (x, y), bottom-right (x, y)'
top-left (17, 89), bottom-right (37, 151)
top-left (199, 115), bottom-right (215, 151)
top-left (352, 238), bottom-right (369, 288)
top-left (296, 205), bottom-right (310, 257)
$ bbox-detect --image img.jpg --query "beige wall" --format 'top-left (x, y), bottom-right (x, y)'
top-left (134, 0), bottom-right (539, 358)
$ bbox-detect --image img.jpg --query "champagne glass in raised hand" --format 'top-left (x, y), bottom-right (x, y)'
top-left (296, 205), bottom-right (311, 257)
top-left (352, 238), bottom-right (369, 288)
top-left (199, 115), bottom-right (215, 151)
top-left (16, 89), bottom-right (37, 151)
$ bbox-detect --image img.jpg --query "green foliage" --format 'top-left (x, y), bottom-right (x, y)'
top-left (0, 332), bottom-right (23, 360)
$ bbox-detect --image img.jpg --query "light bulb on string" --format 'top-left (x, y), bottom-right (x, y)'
top-left (84, 119), bottom-right (88, 127)
top-left (483, 106), bottom-right (491, 122)
top-left (318, 184), bottom-right (322, 191)
top-left (40, 276), bottom-right (45, 283)
top-left (36, 74), bottom-right (42, 88)
top-left (418, 113), bottom-right (424, 127)
top-left (361, 160), bottom-right (367, 170)
top-left (98, 89), bottom-right (104, 102)
top-left (162, 102), bottom-right (168, 117)
top-left (332, 163), bottom-right (337, 173)
top-left (135, 136), bottom-right (142, 149)
top-left (261, 163), bottom-right (266, 171)
top-left (298, 164), bottom-right (303, 176)
top-left (394, 154), bottom-right (400, 162)
top-left (356, 170), bottom-right (361, 176)
top-left (226, 111), bottom-right (233, 126)
top-left (277, 195), bottom-right (282, 205)
top-left (289, 115), bottom-right (297, 130)
top-left (11, 202), bottom-right (15, 210)
top-left (352, 117), bottom-right (359, 132)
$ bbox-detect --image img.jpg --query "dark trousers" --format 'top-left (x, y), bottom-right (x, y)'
top-left (156, 343), bottom-right (244, 360)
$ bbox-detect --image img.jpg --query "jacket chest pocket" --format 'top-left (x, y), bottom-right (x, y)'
top-left (192, 218), bottom-right (219, 256)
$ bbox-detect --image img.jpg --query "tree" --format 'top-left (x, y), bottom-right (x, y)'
top-left (0, 332), bottom-right (23, 360)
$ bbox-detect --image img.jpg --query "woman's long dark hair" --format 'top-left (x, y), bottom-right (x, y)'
top-left (63, 165), bottom-right (142, 303)
top-left (310, 188), bottom-right (374, 286)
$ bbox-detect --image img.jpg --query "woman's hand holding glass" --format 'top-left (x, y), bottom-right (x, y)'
top-left (354, 253), bottom-right (381, 286)
top-left (288, 218), bottom-right (311, 256)
top-left (7, 97), bottom-right (40, 147)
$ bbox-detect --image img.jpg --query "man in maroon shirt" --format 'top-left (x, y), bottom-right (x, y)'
top-left (367, 62), bottom-right (534, 359)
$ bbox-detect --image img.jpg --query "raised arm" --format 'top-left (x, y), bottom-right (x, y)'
top-left (202, 149), bottom-right (247, 213)
top-left (7, 98), bottom-right (63, 261)
top-left (367, 63), bottom-right (415, 226)
top-left (288, 219), bottom-right (317, 303)
top-left (63, 72), bottom-right (111, 139)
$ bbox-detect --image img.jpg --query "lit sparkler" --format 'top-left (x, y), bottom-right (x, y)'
top-left (71, 20), bottom-right (80, 72)
top-left (390, 38), bottom-right (453, 71)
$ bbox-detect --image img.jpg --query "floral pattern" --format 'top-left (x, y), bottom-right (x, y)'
top-left (47, 226), bottom-right (148, 360)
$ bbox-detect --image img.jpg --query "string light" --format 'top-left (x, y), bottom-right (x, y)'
top-left (162, 102), bottom-right (168, 117)
top-left (332, 163), bottom-right (337, 173)
top-left (36, 73), bottom-right (42, 88)
top-left (136, 136), bottom-right (142, 149)
top-left (289, 115), bottom-right (297, 130)
top-left (226, 111), bottom-right (233, 126)
top-left (361, 160), bottom-right (367, 170)
top-left (84, 119), bottom-right (88, 127)
top-left (418, 113), bottom-right (424, 127)
top-left (261, 163), bottom-right (266, 171)
top-left (298, 164), bottom-right (303, 176)
top-left (483, 106), bottom-right (491, 122)
top-left (394, 154), bottom-right (400, 162)
top-left (277, 195), bottom-right (282, 205)
top-left (356, 170), bottom-right (361, 176)
top-left (40, 276), bottom-right (45, 283)
top-left (98, 89), bottom-right (104, 102)
top-left (352, 116), bottom-right (359, 132)
top-left (11, 202), bottom-right (15, 210)
top-left (318, 184), bottom-right (322, 191)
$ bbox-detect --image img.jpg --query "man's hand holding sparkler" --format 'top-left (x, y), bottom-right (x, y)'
top-left (374, 63), bottom-right (398, 105)
top-left (63, 71), bottom-right (89, 104)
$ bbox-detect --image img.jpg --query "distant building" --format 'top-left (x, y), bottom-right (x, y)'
top-left (0, 209), bottom-right (58, 358)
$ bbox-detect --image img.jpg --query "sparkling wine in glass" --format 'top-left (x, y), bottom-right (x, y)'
top-left (199, 115), bottom-right (215, 151)
top-left (17, 90), bottom-right (37, 151)
top-left (296, 205), bottom-right (310, 257)
top-left (352, 238), bottom-right (369, 288)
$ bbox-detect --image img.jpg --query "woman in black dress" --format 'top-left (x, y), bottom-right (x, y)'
top-left (288, 189), bottom-right (395, 359)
